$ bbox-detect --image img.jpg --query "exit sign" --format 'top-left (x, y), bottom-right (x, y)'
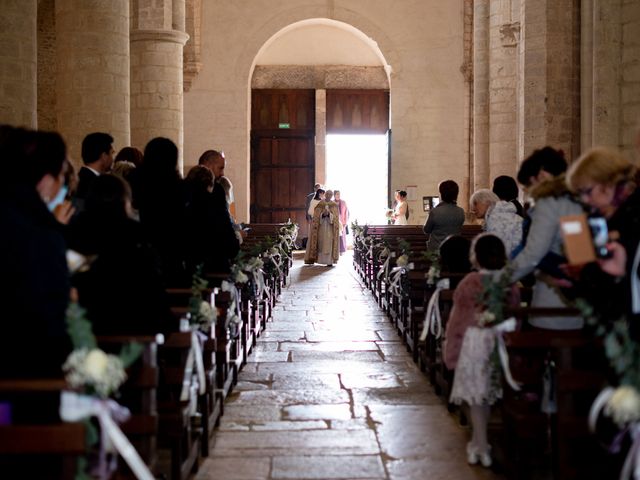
top-left (278, 123), bottom-right (290, 129)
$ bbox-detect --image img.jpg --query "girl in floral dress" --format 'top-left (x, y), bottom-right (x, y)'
top-left (444, 234), bottom-right (520, 467)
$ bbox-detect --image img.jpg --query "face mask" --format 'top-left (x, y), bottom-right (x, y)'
top-left (47, 185), bottom-right (68, 212)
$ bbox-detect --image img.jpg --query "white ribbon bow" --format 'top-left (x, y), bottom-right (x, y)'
top-left (589, 387), bottom-right (640, 480)
top-left (420, 278), bottom-right (450, 341)
top-left (59, 391), bottom-right (154, 480)
top-left (492, 317), bottom-right (521, 391)
top-left (180, 329), bottom-right (206, 402)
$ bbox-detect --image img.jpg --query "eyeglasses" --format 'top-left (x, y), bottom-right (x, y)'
top-left (577, 185), bottom-right (596, 198)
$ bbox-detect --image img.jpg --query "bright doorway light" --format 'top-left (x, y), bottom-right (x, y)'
top-left (326, 133), bottom-right (389, 227)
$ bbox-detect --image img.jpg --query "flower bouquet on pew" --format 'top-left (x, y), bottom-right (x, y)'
top-left (61, 303), bottom-right (153, 480)
top-left (579, 299), bottom-right (640, 477)
top-left (188, 266), bottom-right (217, 333)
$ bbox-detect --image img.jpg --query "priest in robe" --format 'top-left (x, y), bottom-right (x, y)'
top-left (305, 189), bottom-right (340, 266)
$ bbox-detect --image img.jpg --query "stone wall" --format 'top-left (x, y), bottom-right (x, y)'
top-left (37, 0), bottom-right (56, 131)
top-left (0, 0), bottom-right (37, 128)
top-left (621, 0), bottom-right (640, 160)
top-left (184, 0), bottom-right (468, 224)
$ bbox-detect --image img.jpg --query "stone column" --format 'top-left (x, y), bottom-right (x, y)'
top-left (473, 0), bottom-right (490, 190)
top-left (581, 0), bottom-right (594, 151)
top-left (55, 0), bottom-right (130, 163)
top-left (488, 0), bottom-right (519, 179)
top-left (130, 1), bottom-right (188, 171)
top-left (0, 0), bottom-right (37, 128)
top-left (522, 0), bottom-right (580, 160)
top-left (315, 89), bottom-right (326, 185)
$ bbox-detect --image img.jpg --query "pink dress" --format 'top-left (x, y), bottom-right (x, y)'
top-left (444, 272), bottom-right (519, 405)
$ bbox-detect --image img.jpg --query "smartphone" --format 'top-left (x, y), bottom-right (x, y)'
top-left (587, 217), bottom-right (611, 259)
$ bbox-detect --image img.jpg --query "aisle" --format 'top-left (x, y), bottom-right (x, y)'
top-left (197, 253), bottom-right (501, 480)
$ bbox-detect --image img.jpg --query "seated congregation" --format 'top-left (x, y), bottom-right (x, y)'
top-left (353, 145), bottom-right (640, 479)
top-left (0, 124), bottom-right (296, 479)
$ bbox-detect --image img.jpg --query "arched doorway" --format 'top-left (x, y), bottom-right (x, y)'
top-left (248, 19), bottom-right (391, 230)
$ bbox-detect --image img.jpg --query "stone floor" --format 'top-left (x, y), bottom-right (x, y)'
top-left (197, 252), bottom-right (504, 480)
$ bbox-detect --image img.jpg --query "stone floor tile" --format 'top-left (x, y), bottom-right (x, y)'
top-left (262, 330), bottom-right (307, 342)
top-left (271, 455), bottom-right (386, 479)
top-left (291, 350), bottom-right (383, 363)
top-left (195, 456), bottom-right (271, 480)
top-left (247, 351), bottom-right (290, 363)
top-left (213, 429), bottom-right (380, 455)
top-left (340, 372), bottom-right (403, 389)
top-left (251, 420), bottom-right (328, 431)
top-left (281, 341), bottom-right (379, 352)
top-left (283, 404), bottom-right (354, 421)
top-left (271, 373), bottom-right (341, 391)
top-left (229, 389), bottom-right (350, 405)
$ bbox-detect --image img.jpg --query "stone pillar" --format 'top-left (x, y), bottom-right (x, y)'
top-left (489, 0), bottom-right (519, 179)
top-left (473, 0), bottom-right (490, 190)
top-left (315, 89), bottom-right (326, 185)
top-left (130, 1), bottom-right (188, 171)
top-left (0, 0), bottom-right (37, 128)
top-left (55, 0), bottom-right (130, 164)
top-left (581, 0), bottom-right (594, 151)
top-left (522, 0), bottom-right (580, 160)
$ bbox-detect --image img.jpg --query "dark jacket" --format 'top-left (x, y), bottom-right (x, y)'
top-left (423, 202), bottom-right (465, 251)
top-left (74, 166), bottom-right (99, 213)
top-left (68, 213), bottom-right (176, 335)
top-left (136, 175), bottom-right (190, 286)
top-left (0, 186), bottom-right (71, 377)
top-left (185, 184), bottom-right (240, 275)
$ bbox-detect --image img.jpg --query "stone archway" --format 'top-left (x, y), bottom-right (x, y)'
top-left (249, 18), bottom-right (392, 186)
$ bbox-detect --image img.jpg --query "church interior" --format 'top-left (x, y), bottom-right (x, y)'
top-left (1, 0), bottom-right (640, 479)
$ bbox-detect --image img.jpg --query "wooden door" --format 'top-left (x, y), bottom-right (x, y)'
top-left (250, 90), bottom-right (315, 226)
top-left (250, 133), bottom-right (314, 225)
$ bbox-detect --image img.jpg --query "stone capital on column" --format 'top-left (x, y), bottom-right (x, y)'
top-left (130, 29), bottom-right (189, 46)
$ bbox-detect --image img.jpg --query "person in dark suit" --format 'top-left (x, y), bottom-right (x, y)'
top-left (0, 125), bottom-right (72, 378)
top-left (74, 132), bottom-right (115, 213)
top-left (69, 174), bottom-right (176, 335)
top-left (185, 165), bottom-right (240, 274)
top-left (136, 137), bottom-right (190, 286)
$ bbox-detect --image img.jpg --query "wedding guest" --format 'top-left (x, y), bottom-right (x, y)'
top-left (184, 165), bottom-right (240, 274)
top-left (510, 146), bottom-right (583, 330)
top-left (69, 174), bottom-right (176, 334)
top-left (115, 146), bottom-right (143, 168)
top-left (305, 189), bottom-right (340, 266)
top-left (0, 126), bottom-right (72, 377)
top-left (444, 234), bottom-right (520, 468)
top-left (565, 147), bottom-right (640, 324)
top-left (136, 137), bottom-right (189, 286)
top-left (392, 190), bottom-right (409, 225)
top-left (492, 175), bottom-right (524, 217)
top-left (74, 132), bottom-right (114, 213)
top-left (334, 190), bottom-right (350, 253)
top-left (470, 189), bottom-right (523, 258)
top-left (439, 235), bottom-right (472, 279)
top-left (423, 180), bottom-right (465, 251)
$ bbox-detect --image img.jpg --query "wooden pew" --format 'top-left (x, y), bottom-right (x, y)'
top-left (501, 308), bottom-right (608, 480)
top-left (97, 335), bottom-right (160, 477)
top-left (0, 378), bottom-right (86, 479)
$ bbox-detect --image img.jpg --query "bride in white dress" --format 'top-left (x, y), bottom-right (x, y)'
top-left (392, 190), bottom-right (409, 225)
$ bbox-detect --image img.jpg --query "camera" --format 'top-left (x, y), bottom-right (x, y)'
top-left (587, 217), bottom-right (611, 259)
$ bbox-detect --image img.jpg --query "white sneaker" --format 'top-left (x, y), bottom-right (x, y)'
top-left (466, 443), bottom-right (479, 465)
top-left (479, 449), bottom-right (492, 468)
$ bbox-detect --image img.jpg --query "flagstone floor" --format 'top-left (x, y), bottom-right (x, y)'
top-left (197, 252), bottom-right (503, 480)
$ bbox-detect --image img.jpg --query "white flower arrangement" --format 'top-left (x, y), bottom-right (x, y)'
top-left (396, 254), bottom-right (409, 267)
top-left (426, 265), bottom-right (440, 286)
top-left (234, 269), bottom-right (249, 284)
top-left (477, 310), bottom-right (497, 327)
top-left (189, 300), bottom-right (216, 332)
top-left (63, 348), bottom-right (127, 398)
top-left (604, 386), bottom-right (640, 427)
